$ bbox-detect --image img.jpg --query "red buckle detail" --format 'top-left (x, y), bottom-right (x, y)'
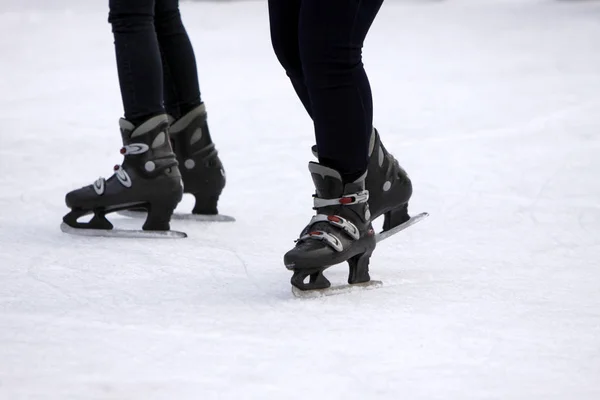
top-left (113, 165), bottom-right (120, 171)
top-left (309, 231), bottom-right (322, 236)
top-left (327, 215), bottom-right (342, 223)
top-left (339, 197), bottom-right (354, 205)
top-left (120, 147), bottom-right (126, 155)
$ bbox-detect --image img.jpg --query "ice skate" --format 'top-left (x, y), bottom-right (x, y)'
top-left (312, 128), bottom-right (428, 242)
top-left (285, 162), bottom-right (377, 294)
top-left (61, 114), bottom-right (186, 238)
top-left (170, 104), bottom-right (232, 221)
top-left (118, 104), bottom-right (233, 222)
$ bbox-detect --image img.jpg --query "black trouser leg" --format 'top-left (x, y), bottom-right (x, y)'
top-left (269, 0), bottom-right (384, 182)
top-left (155, 0), bottom-right (202, 119)
top-left (108, 0), bottom-right (165, 125)
top-left (268, 0), bottom-right (313, 117)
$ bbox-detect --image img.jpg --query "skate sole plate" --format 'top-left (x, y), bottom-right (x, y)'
top-left (60, 222), bottom-right (187, 239)
top-left (292, 280), bottom-right (383, 298)
top-left (376, 212), bottom-right (429, 243)
top-left (117, 210), bottom-right (236, 222)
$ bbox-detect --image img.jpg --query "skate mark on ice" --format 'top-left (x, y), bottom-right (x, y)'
top-left (519, 161), bottom-right (570, 247)
top-left (26, 261), bottom-right (87, 307)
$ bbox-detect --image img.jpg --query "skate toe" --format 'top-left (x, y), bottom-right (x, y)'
top-left (284, 243), bottom-right (335, 270)
top-left (65, 185), bottom-right (95, 208)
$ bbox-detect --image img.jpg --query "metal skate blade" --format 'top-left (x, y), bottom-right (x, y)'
top-left (118, 210), bottom-right (235, 222)
top-left (376, 212), bottom-right (429, 243)
top-left (60, 222), bottom-right (187, 239)
top-left (291, 280), bottom-right (383, 299)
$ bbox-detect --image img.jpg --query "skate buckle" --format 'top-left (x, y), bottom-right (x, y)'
top-left (121, 143), bottom-right (150, 155)
top-left (297, 230), bottom-right (343, 252)
top-left (313, 190), bottom-right (369, 208)
top-left (93, 178), bottom-right (105, 195)
top-left (308, 214), bottom-right (360, 240)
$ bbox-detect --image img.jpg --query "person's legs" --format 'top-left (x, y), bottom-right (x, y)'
top-left (267, 0), bottom-right (312, 116)
top-left (274, 0), bottom-right (415, 291)
top-left (62, 0), bottom-right (183, 237)
top-left (108, 0), bottom-right (165, 126)
top-left (154, 0), bottom-right (201, 119)
top-left (298, 0), bottom-right (384, 183)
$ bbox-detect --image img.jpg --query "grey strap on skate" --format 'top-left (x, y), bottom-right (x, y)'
top-left (308, 214), bottom-right (360, 240)
top-left (93, 178), bottom-right (105, 195)
top-left (297, 231), bottom-right (344, 252)
top-left (169, 103), bottom-right (207, 136)
top-left (121, 143), bottom-right (149, 155)
top-left (114, 165), bottom-right (132, 188)
top-left (313, 190), bottom-right (369, 208)
top-left (89, 143), bottom-right (150, 194)
top-left (295, 213), bottom-right (360, 252)
top-left (298, 190), bottom-right (369, 251)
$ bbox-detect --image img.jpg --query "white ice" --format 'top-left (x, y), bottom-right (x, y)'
top-left (1, 0), bottom-right (600, 399)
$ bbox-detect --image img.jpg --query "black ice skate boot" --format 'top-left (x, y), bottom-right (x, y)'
top-left (313, 128), bottom-right (413, 233)
top-left (284, 162), bottom-right (377, 293)
top-left (364, 128), bottom-right (413, 231)
top-left (61, 114), bottom-right (185, 238)
top-left (169, 104), bottom-right (231, 221)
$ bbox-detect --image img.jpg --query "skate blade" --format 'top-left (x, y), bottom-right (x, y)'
top-left (291, 280), bottom-right (383, 299)
top-left (117, 210), bottom-right (236, 222)
top-left (376, 212), bottom-right (429, 243)
top-left (60, 222), bottom-right (187, 239)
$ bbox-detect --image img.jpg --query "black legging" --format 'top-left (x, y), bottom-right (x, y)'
top-left (108, 0), bottom-right (202, 125)
top-left (268, 0), bottom-right (384, 182)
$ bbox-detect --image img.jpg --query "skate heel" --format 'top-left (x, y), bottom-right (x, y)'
top-left (348, 250), bottom-right (373, 284)
top-left (191, 192), bottom-right (220, 215)
top-left (290, 268), bottom-right (331, 291)
top-left (382, 203), bottom-right (410, 232)
top-left (142, 197), bottom-right (179, 231)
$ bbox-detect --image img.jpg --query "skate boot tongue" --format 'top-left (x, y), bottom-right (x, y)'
top-left (308, 162), bottom-right (344, 199)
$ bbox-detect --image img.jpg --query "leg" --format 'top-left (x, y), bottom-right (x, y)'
top-left (299, 0), bottom-right (384, 182)
top-left (62, 0), bottom-right (184, 237)
top-left (267, 0), bottom-right (312, 116)
top-left (280, 0), bottom-right (417, 290)
top-left (108, 0), bottom-right (165, 125)
top-left (154, 0), bottom-right (201, 119)
top-left (154, 0), bottom-right (227, 216)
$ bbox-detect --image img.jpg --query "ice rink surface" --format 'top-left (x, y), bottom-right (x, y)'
top-left (1, 0), bottom-right (599, 399)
